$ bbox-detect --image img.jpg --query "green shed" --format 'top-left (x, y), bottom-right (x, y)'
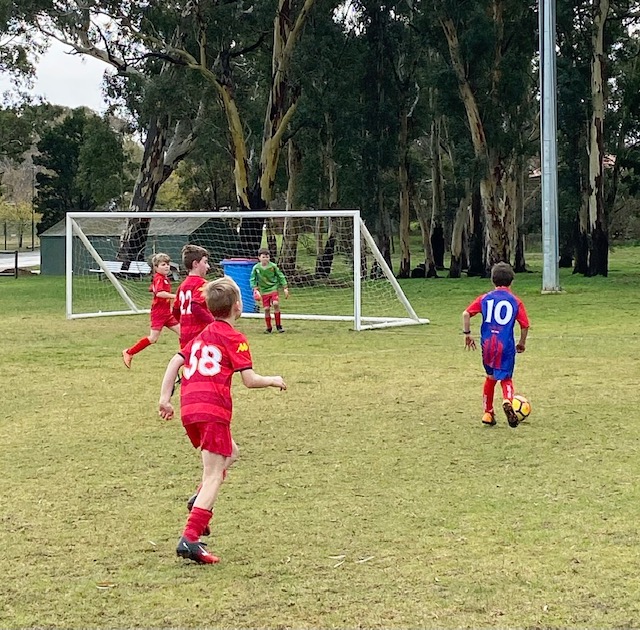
top-left (40, 215), bottom-right (243, 276)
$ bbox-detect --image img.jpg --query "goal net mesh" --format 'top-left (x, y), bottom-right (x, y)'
top-left (67, 211), bottom-right (428, 330)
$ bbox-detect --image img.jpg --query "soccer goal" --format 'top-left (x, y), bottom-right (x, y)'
top-left (66, 210), bottom-right (429, 331)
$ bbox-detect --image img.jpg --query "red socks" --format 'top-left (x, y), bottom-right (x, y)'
top-left (126, 337), bottom-right (151, 356)
top-left (183, 507), bottom-right (213, 542)
top-left (501, 378), bottom-right (514, 401)
top-left (274, 312), bottom-right (282, 327)
top-left (483, 378), bottom-right (497, 413)
top-left (264, 314), bottom-right (272, 330)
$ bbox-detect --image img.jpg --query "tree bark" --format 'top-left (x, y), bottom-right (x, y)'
top-left (585, 0), bottom-right (610, 277)
top-left (430, 116), bottom-right (446, 269)
top-left (449, 190), bottom-right (471, 278)
top-left (440, 16), bottom-right (513, 270)
top-left (280, 138), bottom-right (301, 276)
top-left (397, 107), bottom-right (411, 278)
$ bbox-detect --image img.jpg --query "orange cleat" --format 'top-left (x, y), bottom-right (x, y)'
top-left (122, 350), bottom-right (132, 369)
top-left (482, 411), bottom-right (496, 426)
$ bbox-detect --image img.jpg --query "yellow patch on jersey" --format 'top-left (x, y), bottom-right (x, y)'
top-left (236, 342), bottom-right (249, 353)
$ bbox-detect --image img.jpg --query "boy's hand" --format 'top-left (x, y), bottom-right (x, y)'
top-left (284, 287), bottom-right (289, 299)
top-left (464, 335), bottom-right (476, 350)
top-left (253, 289), bottom-right (261, 301)
top-left (159, 401), bottom-right (174, 420)
top-left (272, 376), bottom-right (287, 391)
top-left (516, 343), bottom-right (526, 353)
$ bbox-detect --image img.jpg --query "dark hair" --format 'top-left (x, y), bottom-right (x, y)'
top-left (204, 277), bottom-right (240, 318)
top-left (257, 248), bottom-right (270, 257)
top-left (182, 244), bottom-right (209, 271)
top-left (491, 262), bottom-right (515, 287)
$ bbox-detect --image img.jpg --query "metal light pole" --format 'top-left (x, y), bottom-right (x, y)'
top-left (539, 0), bottom-right (561, 292)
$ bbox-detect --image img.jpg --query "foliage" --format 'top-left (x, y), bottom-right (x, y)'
top-left (34, 108), bottom-right (128, 232)
top-left (2, 247), bottom-right (640, 627)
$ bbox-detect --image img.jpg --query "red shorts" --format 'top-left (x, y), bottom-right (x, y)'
top-left (184, 422), bottom-right (232, 457)
top-left (261, 291), bottom-right (279, 308)
top-left (151, 311), bottom-right (179, 331)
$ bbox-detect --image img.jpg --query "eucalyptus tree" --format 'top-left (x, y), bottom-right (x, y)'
top-left (429, 0), bottom-right (538, 271)
top-left (555, 0), bottom-right (640, 276)
top-left (76, 1), bottom-right (323, 254)
top-left (0, 0), bottom-right (52, 79)
top-left (35, 2), bottom-right (210, 260)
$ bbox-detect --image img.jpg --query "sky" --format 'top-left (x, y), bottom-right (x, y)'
top-left (0, 40), bottom-right (108, 112)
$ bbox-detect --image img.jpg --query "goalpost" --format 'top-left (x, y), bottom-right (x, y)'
top-left (66, 210), bottom-right (429, 331)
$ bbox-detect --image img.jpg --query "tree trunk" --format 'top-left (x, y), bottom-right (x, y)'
top-left (449, 190), bottom-right (471, 278)
top-left (440, 16), bottom-right (513, 269)
top-left (117, 113), bottom-right (199, 262)
top-left (513, 159), bottom-right (527, 272)
top-left (430, 116), bottom-right (446, 269)
top-left (585, 0), bottom-right (610, 277)
top-left (280, 138), bottom-right (301, 276)
top-left (467, 187), bottom-right (486, 276)
top-left (397, 107), bottom-right (411, 278)
top-left (410, 173), bottom-right (437, 278)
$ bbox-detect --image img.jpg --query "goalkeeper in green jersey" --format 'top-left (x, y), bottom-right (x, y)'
top-left (250, 248), bottom-right (289, 333)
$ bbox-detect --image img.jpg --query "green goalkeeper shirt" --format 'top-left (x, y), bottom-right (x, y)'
top-left (250, 261), bottom-right (288, 294)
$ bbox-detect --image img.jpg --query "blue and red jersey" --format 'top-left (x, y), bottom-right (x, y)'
top-left (466, 287), bottom-right (529, 379)
top-left (178, 320), bottom-right (253, 426)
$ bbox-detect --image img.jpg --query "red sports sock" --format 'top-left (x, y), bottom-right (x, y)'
top-left (183, 507), bottom-right (213, 542)
top-left (274, 312), bottom-right (282, 327)
top-left (483, 377), bottom-right (497, 413)
top-left (501, 379), bottom-right (514, 401)
top-left (265, 314), bottom-right (272, 329)
top-left (127, 337), bottom-right (151, 356)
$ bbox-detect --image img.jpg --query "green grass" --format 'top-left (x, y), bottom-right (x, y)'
top-left (2, 248), bottom-right (640, 628)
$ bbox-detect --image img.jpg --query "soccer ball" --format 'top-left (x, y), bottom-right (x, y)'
top-left (511, 394), bottom-right (532, 422)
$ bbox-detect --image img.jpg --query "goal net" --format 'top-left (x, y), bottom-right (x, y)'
top-left (66, 210), bottom-right (429, 331)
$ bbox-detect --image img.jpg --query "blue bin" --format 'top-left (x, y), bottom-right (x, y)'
top-left (221, 258), bottom-right (258, 313)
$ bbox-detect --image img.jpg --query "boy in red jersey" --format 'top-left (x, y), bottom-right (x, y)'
top-left (172, 244), bottom-right (214, 348)
top-left (462, 262), bottom-right (530, 428)
top-left (159, 276), bottom-right (287, 565)
top-left (122, 253), bottom-right (180, 368)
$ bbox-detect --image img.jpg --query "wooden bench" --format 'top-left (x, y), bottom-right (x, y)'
top-left (89, 260), bottom-right (153, 279)
top-left (89, 260), bottom-right (180, 280)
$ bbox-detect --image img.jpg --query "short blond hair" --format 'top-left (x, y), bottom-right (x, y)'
top-left (203, 276), bottom-right (241, 318)
top-left (151, 252), bottom-right (171, 269)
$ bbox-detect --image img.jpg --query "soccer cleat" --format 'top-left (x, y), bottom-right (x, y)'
top-left (482, 411), bottom-right (496, 426)
top-left (122, 350), bottom-right (132, 369)
top-left (176, 537), bottom-right (219, 564)
top-left (264, 328), bottom-right (273, 334)
top-left (503, 399), bottom-right (520, 428)
top-left (276, 326), bottom-right (285, 333)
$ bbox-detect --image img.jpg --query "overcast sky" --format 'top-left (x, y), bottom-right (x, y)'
top-left (0, 40), bottom-right (108, 112)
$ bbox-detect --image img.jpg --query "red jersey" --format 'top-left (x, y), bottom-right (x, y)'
top-left (149, 272), bottom-right (172, 316)
top-left (173, 275), bottom-right (214, 348)
top-left (179, 321), bottom-right (253, 426)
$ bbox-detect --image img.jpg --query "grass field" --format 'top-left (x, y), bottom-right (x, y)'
top-left (2, 248), bottom-right (640, 629)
